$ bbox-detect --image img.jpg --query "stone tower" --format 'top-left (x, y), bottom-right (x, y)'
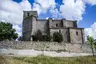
top-left (23, 11), bottom-right (38, 41)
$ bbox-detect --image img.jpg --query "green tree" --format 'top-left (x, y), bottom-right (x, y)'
top-left (34, 29), bottom-right (42, 41)
top-left (87, 36), bottom-right (94, 57)
top-left (33, 30), bottom-right (51, 41)
top-left (42, 35), bottom-right (51, 41)
top-left (53, 32), bottom-right (63, 43)
top-left (0, 22), bottom-right (18, 41)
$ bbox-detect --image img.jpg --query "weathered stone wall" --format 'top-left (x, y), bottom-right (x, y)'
top-left (69, 28), bottom-right (84, 43)
top-left (63, 20), bottom-right (74, 27)
top-left (37, 20), bottom-right (48, 33)
top-left (49, 20), bottom-right (61, 28)
top-left (32, 16), bottom-right (37, 35)
top-left (0, 41), bottom-right (95, 53)
top-left (23, 16), bottom-right (32, 41)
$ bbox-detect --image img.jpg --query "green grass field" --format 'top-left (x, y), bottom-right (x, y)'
top-left (0, 55), bottom-right (96, 64)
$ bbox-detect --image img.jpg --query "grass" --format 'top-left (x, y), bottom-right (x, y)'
top-left (0, 55), bottom-right (96, 64)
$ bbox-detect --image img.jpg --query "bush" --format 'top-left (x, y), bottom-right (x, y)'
top-left (53, 32), bottom-right (63, 43)
top-left (33, 30), bottom-right (42, 41)
top-left (42, 35), bottom-right (51, 41)
top-left (33, 30), bottom-right (51, 41)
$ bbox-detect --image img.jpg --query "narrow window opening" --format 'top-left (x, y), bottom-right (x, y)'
top-left (76, 31), bottom-right (78, 35)
top-left (56, 24), bottom-right (58, 27)
top-left (27, 13), bottom-right (30, 16)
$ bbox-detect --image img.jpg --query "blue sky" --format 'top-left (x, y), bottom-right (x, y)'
top-left (78, 4), bottom-right (96, 28)
top-left (0, 0), bottom-right (96, 39)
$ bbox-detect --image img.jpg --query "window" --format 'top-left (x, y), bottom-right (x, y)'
top-left (61, 21), bottom-right (63, 27)
top-left (27, 13), bottom-right (30, 16)
top-left (76, 31), bottom-right (78, 35)
top-left (56, 24), bottom-right (58, 27)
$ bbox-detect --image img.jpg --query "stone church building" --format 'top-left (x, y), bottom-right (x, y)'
top-left (22, 11), bottom-right (84, 43)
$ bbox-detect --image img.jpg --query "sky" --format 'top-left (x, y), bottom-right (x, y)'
top-left (0, 0), bottom-right (96, 41)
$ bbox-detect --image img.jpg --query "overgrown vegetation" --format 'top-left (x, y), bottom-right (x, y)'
top-left (0, 22), bottom-right (18, 41)
top-left (0, 56), bottom-right (96, 64)
top-left (53, 32), bottom-right (63, 43)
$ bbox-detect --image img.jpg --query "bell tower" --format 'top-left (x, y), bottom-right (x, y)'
top-left (23, 11), bottom-right (38, 41)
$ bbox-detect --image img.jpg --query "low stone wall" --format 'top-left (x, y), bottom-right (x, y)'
top-left (0, 40), bottom-right (95, 53)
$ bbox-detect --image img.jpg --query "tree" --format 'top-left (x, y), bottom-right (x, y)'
top-left (33, 29), bottom-right (51, 41)
top-left (53, 32), bottom-right (63, 43)
top-left (34, 29), bottom-right (42, 41)
top-left (42, 35), bottom-right (51, 41)
top-left (87, 36), bottom-right (94, 57)
top-left (0, 22), bottom-right (18, 41)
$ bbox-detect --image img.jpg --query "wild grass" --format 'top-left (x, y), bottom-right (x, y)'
top-left (0, 55), bottom-right (96, 64)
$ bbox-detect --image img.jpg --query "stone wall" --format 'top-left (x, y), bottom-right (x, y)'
top-left (0, 40), bottom-right (95, 53)
top-left (63, 20), bottom-right (74, 27)
top-left (69, 28), bottom-right (84, 43)
top-left (37, 20), bottom-right (48, 33)
top-left (23, 16), bottom-right (32, 41)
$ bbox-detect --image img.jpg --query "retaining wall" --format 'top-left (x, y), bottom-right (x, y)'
top-left (0, 40), bottom-right (95, 53)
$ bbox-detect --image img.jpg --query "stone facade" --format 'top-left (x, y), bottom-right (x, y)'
top-left (22, 11), bottom-right (84, 43)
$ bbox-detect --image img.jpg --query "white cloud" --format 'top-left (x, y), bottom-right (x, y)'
top-left (13, 25), bottom-right (22, 37)
top-left (33, 0), bottom-right (56, 15)
top-left (0, 0), bottom-right (23, 25)
top-left (13, 25), bottom-right (21, 32)
top-left (60, 0), bottom-right (85, 21)
top-left (0, 0), bottom-right (32, 37)
top-left (83, 0), bottom-right (96, 5)
top-left (32, 3), bottom-right (42, 15)
top-left (84, 22), bottom-right (96, 41)
top-left (50, 8), bottom-right (62, 19)
top-left (19, 0), bottom-right (32, 11)
top-left (35, 0), bottom-right (56, 9)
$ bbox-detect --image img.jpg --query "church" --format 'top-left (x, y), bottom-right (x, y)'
top-left (22, 11), bottom-right (84, 43)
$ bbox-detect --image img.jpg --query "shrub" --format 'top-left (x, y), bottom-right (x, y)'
top-left (34, 30), bottom-right (42, 41)
top-left (42, 35), bottom-right (51, 41)
top-left (53, 32), bottom-right (63, 43)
